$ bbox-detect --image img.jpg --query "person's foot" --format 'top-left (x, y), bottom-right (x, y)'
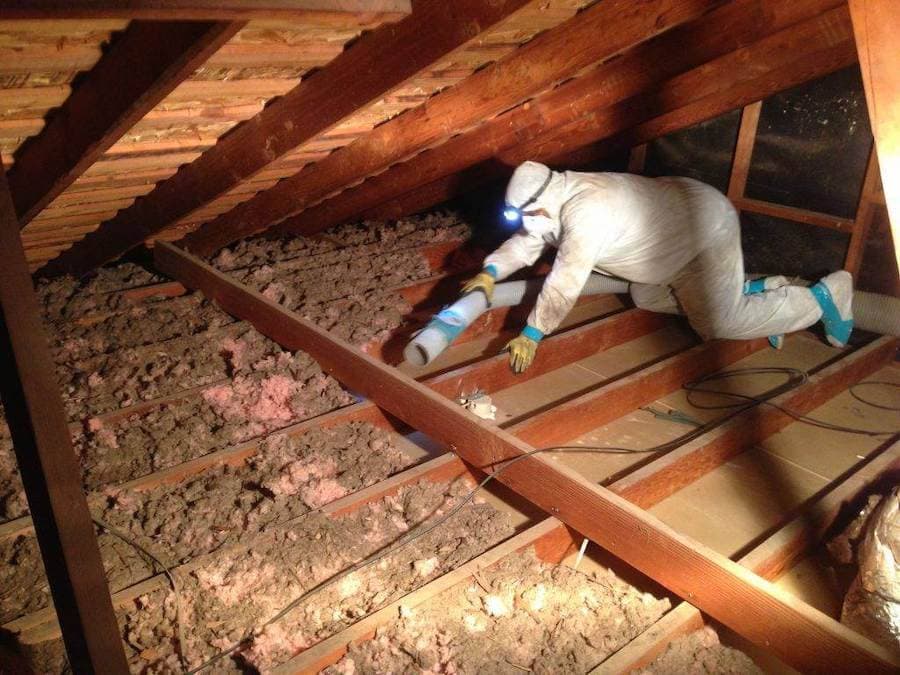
top-left (811, 270), bottom-right (854, 348)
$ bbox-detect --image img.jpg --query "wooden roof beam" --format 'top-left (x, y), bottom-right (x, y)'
top-left (9, 20), bottom-right (243, 228)
top-left (179, 0), bottom-right (730, 256)
top-left (0, 165), bottom-right (128, 671)
top-left (155, 240), bottom-right (899, 674)
top-left (849, 0), bottom-right (900, 274)
top-left (0, 1), bottom-right (411, 21)
top-left (36, 0), bottom-right (540, 277)
top-left (276, 0), bottom-right (847, 235)
top-left (357, 4), bottom-right (859, 225)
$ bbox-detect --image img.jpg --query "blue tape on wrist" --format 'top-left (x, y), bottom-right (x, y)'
top-left (743, 278), bottom-right (767, 295)
top-left (522, 325), bottom-right (544, 342)
top-left (484, 264), bottom-right (498, 279)
top-left (810, 282), bottom-right (853, 346)
top-left (426, 308), bottom-right (469, 343)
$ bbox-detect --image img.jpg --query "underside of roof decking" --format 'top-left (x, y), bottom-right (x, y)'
top-left (1, 1), bottom-right (899, 672)
top-left (0, 0), bottom-right (892, 276)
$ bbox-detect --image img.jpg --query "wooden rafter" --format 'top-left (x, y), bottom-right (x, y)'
top-left (36, 0), bottom-right (541, 277)
top-left (354, 3), bottom-right (858, 226)
top-left (276, 1), bottom-right (855, 236)
top-left (155, 240), bottom-right (900, 674)
top-left (848, 0), bottom-right (900, 273)
top-left (0, 1), bottom-right (411, 20)
top-left (0, 166), bottom-right (127, 670)
top-left (9, 20), bottom-right (243, 228)
top-left (845, 145), bottom-right (882, 274)
top-left (179, 0), bottom-right (730, 255)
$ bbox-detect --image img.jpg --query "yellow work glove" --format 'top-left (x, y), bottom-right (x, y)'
top-left (460, 268), bottom-right (496, 304)
top-left (505, 332), bottom-right (540, 374)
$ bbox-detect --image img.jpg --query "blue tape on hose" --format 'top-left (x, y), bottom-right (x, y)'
top-left (811, 282), bottom-right (853, 346)
top-left (426, 308), bottom-right (469, 343)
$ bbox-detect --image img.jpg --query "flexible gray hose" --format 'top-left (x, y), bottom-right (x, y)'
top-left (404, 272), bottom-right (899, 367)
top-left (849, 291), bottom-right (900, 336)
top-left (404, 273), bottom-right (629, 366)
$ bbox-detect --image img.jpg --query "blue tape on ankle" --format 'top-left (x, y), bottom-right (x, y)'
top-left (522, 325), bottom-right (544, 342)
top-left (427, 309), bottom-right (468, 342)
top-left (743, 278), bottom-right (767, 295)
top-left (484, 264), bottom-right (498, 279)
top-left (811, 282), bottom-right (853, 346)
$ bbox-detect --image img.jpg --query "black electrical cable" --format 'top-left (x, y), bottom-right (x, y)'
top-left (164, 368), bottom-right (896, 673)
top-left (92, 516), bottom-right (190, 672)
top-left (849, 380), bottom-right (900, 412)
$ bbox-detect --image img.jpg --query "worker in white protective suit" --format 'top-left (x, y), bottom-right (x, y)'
top-left (462, 161), bottom-right (854, 373)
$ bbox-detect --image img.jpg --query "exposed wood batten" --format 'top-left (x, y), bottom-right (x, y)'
top-left (0, 1), bottom-right (411, 20)
top-left (0, 166), bottom-right (128, 671)
top-left (36, 0), bottom-right (539, 277)
top-left (10, 20), bottom-right (244, 228)
top-left (155, 240), bottom-right (900, 675)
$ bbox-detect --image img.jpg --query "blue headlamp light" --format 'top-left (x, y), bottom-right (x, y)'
top-left (502, 166), bottom-right (553, 227)
top-left (502, 206), bottom-right (522, 224)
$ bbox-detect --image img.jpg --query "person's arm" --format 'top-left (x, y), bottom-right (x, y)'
top-left (483, 228), bottom-right (548, 281)
top-left (462, 228), bottom-right (548, 303)
top-left (524, 202), bottom-right (603, 338)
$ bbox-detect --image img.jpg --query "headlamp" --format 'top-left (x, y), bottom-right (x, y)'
top-left (502, 166), bottom-right (553, 226)
top-left (503, 206), bottom-right (522, 224)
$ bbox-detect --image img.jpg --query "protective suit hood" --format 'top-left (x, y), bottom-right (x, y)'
top-left (505, 161), bottom-right (566, 239)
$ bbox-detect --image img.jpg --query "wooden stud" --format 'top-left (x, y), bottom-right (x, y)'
top-left (154, 241), bottom-right (900, 674)
top-left (0, 164), bottom-right (128, 671)
top-left (845, 143), bottom-right (882, 275)
top-left (627, 144), bottom-right (648, 174)
top-left (36, 0), bottom-right (542, 277)
top-left (727, 101), bottom-right (762, 201)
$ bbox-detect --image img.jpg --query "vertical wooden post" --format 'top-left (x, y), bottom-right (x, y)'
top-left (845, 144), bottom-right (881, 275)
top-left (627, 144), bottom-right (648, 174)
top-left (849, 0), bottom-right (900, 272)
top-left (0, 167), bottom-right (128, 670)
top-left (727, 101), bottom-right (762, 201)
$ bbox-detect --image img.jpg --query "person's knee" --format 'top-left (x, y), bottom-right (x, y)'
top-left (687, 311), bottom-right (741, 341)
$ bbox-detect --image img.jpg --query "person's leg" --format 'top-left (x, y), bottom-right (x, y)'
top-left (629, 282), bottom-right (682, 315)
top-left (672, 228), bottom-right (826, 341)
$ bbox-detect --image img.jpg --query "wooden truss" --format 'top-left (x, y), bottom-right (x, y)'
top-left (154, 240), bottom-right (900, 674)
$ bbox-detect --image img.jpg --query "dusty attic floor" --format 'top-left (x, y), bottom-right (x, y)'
top-left (2, 210), bottom-right (892, 672)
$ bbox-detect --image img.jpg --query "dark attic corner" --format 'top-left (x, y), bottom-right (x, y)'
top-left (0, 1), bottom-right (899, 674)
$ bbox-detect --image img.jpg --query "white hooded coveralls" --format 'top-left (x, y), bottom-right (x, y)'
top-left (484, 163), bottom-right (825, 341)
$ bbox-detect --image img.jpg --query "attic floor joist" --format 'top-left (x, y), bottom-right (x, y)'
top-left (155, 240), bottom-right (900, 673)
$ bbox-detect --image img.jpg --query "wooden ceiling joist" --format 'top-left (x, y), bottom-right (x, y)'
top-left (7, 20), bottom-right (243, 228)
top-left (354, 2), bottom-right (858, 227)
top-left (276, 0), bottom-right (847, 236)
top-left (181, 0), bottom-right (727, 256)
top-left (0, 1), bottom-right (412, 21)
top-left (36, 0), bottom-right (541, 277)
top-left (155, 240), bottom-right (900, 674)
